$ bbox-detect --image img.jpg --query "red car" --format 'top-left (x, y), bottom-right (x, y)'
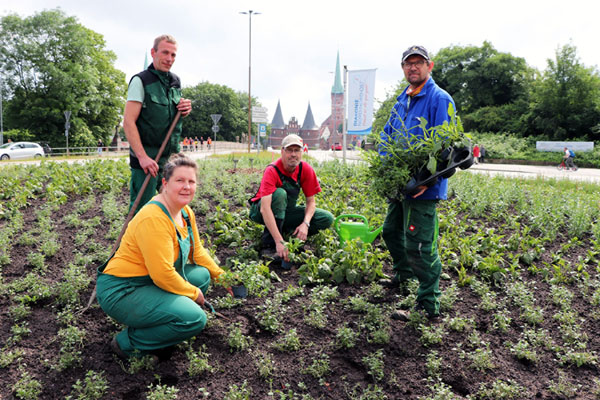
top-left (331, 143), bottom-right (342, 151)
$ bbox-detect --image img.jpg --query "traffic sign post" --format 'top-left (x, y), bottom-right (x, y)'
top-left (257, 123), bottom-right (267, 153)
top-left (210, 114), bottom-right (221, 154)
top-left (64, 111), bottom-right (71, 156)
top-left (251, 107), bottom-right (268, 125)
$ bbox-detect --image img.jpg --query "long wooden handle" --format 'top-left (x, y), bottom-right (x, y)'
top-left (80, 111), bottom-right (182, 314)
top-left (112, 111), bottom-right (182, 252)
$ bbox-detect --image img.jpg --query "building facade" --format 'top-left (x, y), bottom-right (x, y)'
top-left (269, 52), bottom-right (348, 150)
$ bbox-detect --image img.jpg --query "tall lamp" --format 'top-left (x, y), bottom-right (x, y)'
top-left (240, 10), bottom-right (260, 152)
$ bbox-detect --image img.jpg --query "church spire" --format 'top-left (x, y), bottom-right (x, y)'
top-left (271, 100), bottom-right (286, 129)
top-left (301, 103), bottom-right (319, 130)
top-left (332, 51), bottom-right (344, 94)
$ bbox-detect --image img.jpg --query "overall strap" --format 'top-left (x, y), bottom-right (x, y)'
top-left (181, 207), bottom-right (194, 251)
top-left (248, 162), bottom-right (303, 204)
top-left (270, 162), bottom-right (303, 185)
top-left (149, 201), bottom-right (193, 245)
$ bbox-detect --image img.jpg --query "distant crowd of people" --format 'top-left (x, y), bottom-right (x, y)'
top-left (181, 136), bottom-right (211, 152)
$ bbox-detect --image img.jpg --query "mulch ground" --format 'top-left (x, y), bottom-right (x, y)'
top-left (1, 189), bottom-right (599, 399)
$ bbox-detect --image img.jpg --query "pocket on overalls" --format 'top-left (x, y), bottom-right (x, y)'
top-left (406, 206), bottom-right (435, 244)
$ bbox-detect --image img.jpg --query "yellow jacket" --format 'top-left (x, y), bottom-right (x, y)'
top-left (103, 201), bottom-right (223, 300)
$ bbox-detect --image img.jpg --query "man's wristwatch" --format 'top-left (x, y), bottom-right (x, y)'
top-left (303, 221), bottom-right (310, 228)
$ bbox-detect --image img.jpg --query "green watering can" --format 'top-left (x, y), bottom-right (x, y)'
top-left (334, 214), bottom-right (383, 245)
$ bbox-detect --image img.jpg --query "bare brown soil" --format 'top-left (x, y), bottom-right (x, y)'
top-left (1, 188), bottom-right (599, 399)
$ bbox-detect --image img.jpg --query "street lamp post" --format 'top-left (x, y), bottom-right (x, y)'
top-left (240, 10), bottom-right (260, 153)
top-left (0, 76), bottom-right (3, 146)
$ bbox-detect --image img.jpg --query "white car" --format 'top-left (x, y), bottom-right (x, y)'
top-left (0, 142), bottom-right (45, 160)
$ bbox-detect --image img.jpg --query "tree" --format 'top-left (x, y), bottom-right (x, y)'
top-left (182, 82), bottom-right (258, 142)
top-left (526, 43), bottom-right (600, 140)
top-left (371, 82), bottom-right (404, 136)
top-left (0, 9), bottom-right (126, 147)
top-left (433, 42), bottom-right (533, 133)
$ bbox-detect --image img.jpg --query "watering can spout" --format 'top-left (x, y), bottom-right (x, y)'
top-left (366, 225), bottom-right (384, 243)
top-left (334, 214), bottom-right (382, 245)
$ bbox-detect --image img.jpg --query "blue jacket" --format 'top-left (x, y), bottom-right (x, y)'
top-left (381, 77), bottom-right (455, 200)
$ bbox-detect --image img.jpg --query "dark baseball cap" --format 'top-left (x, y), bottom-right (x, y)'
top-left (402, 45), bottom-right (430, 62)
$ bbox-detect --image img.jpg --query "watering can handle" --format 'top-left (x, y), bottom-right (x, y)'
top-left (334, 214), bottom-right (368, 234)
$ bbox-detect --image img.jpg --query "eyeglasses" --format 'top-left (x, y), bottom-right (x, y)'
top-left (402, 60), bottom-right (427, 69)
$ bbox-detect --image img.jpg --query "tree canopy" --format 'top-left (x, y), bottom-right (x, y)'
top-left (182, 82), bottom-right (259, 142)
top-left (0, 9), bottom-right (126, 147)
top-left (374, 42), bottom-right (600, 141)
top-left (527, 43), bottom-right (600, 140)
top-left (432, 42), bottom-right (534, 134)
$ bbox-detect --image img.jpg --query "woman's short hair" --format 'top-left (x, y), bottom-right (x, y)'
top-left (162, 153), bottom-right (197, 182)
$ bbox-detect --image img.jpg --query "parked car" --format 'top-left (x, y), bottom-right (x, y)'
top-left (331, 142), bottom-right (342, 151)
top-left (0, 142), bottom-right (45, 160)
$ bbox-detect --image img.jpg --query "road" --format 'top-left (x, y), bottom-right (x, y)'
top-left (3, 148), bottom-right (600, 184)
top-left (305, 149), bottom-right (600, 184)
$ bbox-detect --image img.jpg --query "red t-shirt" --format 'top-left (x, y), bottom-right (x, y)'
top-left (251, 158), bottom-right (321, 202)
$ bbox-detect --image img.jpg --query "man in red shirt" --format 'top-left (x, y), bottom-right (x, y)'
top-left (249, 134), bottom-right (333, 261)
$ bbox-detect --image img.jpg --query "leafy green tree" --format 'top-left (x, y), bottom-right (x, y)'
top-left (526, 43), bottom-right (600, 140)
top-left (182, 82), bottom-right (257, 142)
top-left (371, 82), bottom-right (405, 137)
top-left (0, 9), bottom-right (126, 147)
top-left (433, 42), bottom-right (533, 133)
top-left (1, 129), bottom-right (34, 142)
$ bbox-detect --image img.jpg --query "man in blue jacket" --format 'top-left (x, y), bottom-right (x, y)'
top-left (380, 45), bottom-right (456, 321)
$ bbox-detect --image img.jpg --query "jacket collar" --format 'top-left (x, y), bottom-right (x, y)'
top-left (148, 63), bottom-right (171, 85)
top-left (398, 77), bottom-right (435, 101)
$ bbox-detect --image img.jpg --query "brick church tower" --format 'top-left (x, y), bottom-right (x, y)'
top-left (319, 51), bottom-right (345, 149)
top-left (267, 52), bottom-right (346, 150)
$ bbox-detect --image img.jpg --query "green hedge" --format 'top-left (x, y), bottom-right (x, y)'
top-left (471, 132), bottom-right (600, 168)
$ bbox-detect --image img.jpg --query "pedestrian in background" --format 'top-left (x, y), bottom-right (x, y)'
top-left (473, 144), bottom-right (480, 164)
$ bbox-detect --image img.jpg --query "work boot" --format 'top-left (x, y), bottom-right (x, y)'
top-left (391, 309), bottom-right (411, 321)
top-left (380, 275), bottom-right (411, 296)
top-left (111, 336), bottom-right (128, 360)
top-left (391, 305), bottom-right (440, 322)
top-left (260, 218), bottom-right (283, 259)
top-left (259, 246), bottom-right (277, 259)
top-left (379, 275), bottom-right (401, 288)
top-left (111, 336), bottom-right (159, 366)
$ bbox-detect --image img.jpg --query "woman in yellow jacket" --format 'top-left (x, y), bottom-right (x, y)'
top-left (97, 153), bottom-right (225, 360)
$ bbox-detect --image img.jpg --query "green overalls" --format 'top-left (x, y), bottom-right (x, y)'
top-left (382, 199), bottom-right (441, 317)
top-left (97, 201), bottom-right (210, 357)
top-left (249, 163), bottom-right (334, 237)
top-left (129, 64), bottom-right (182, 214)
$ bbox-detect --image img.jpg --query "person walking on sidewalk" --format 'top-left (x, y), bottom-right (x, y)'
top-left (249, 134), bottom-right (333, 262)
top-left (473, 144), bottom-right (480, 164)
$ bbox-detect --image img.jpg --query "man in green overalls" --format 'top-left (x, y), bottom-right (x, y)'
top-left (249, 134), bottom-right (333, 262)
top-left (123, 34), bottom-right (193, 213)
top-left (379, 45), bottom-right (456, 321)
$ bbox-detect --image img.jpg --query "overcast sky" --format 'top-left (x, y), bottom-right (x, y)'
top-left (3, 0), bottom-right (599, 126)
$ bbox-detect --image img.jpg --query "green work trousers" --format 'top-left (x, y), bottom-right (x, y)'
top-left (382, 199), bottom-right (442, 316)
top-left (129, 163), bottom-right (165, 214)
top-left (96, 264), bottom-right (210, 357)
top-left (249, 188), bottom-right (334, 236)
